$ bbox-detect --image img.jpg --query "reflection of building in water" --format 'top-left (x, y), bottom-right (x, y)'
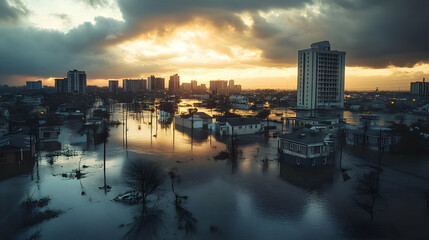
top-left (278, 129), bottom-right (333, 168)
top-left (174, 125), bottom-right (209, 143)
top-left (279, 160), bottom-right (334, 189)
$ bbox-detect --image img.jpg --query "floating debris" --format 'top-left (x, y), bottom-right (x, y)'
top-left (213, 151), bottom-right (230, 160)
top-left (114, 191), bottom-right (141, 204)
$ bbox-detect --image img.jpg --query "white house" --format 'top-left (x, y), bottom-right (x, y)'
top-left (175, 112), bottom-right (213, 129)
top-left (225, 118), bottom-right (262, 136)
top-left (38, 126), bottom-right (61, 142)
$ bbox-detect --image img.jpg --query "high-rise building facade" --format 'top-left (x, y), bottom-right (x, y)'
top-left (168, 74), bottom-right (180, 91)
top-left (210, 80), bottom-right (228, 93)
top-left (55, 78), bottom-right (68, 93)
top-left (123, 79), bottom-right (147, 92)
top-left (297, 41), bottom-right (346, 109)
top-left (410, 78), bottom-right (429, 96)
top-left (190, 80), bottom-right (198, 90)
top-left (26, 80), bottom-right (42, 89)
top-left (67, 70), bottom-right (87, 94)
top-left (148, 75), bottom-right (165, 90)
top-left (108, 80), bottom-right (119, 93)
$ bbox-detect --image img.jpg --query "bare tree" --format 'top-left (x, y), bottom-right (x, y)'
top-left (354, 170), bottom-right (380, 223)
top-left (125, 161), bottom-right (166, 213)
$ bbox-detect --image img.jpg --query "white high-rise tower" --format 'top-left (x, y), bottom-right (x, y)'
top-left (297, 41), bottom-right (346, 109)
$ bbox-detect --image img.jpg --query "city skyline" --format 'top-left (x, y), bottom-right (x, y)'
top-left (1, 1), bottom-right (429, 91)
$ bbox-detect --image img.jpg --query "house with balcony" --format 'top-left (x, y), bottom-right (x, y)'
top-left (278, 129), bottom-right (333, 168)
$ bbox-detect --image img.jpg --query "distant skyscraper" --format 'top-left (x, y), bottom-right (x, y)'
top-left (55, 78), bottom-right (68, 93)
top-left (67, 70), bottom-right (87, 94)
top-left (410, 77), bottom-right (429, 96)
top-left (191, 80), bottom-right (198, 90)
top-left (148, 75), bottom-right (165, 90)
top-left (123, 79), bottom-right (146, 92)
top-left (26, 80), bottom-right (42, 89)
top-left (108, 80), bottom-right (119, 93)
top-left (168, 74), bottom-right (180, 91)
top-left (297, 41), bottom-right (346, 109)
top-left (210, 80), bottom-right (228, 93)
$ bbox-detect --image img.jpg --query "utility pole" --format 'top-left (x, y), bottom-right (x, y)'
top-left (122, 104), bottom-right (124, 147)
top-left (125, 103), bottom-right (128, 149)
top-left (378, 126), bottom-right (382, 169)
top-left (339, 126), bottom-right (343, 170)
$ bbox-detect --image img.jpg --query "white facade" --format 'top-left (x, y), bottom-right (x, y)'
top-left (297, 41), bottom-right (346, 109)
top-left (175, 116), bottom-right (204, 129)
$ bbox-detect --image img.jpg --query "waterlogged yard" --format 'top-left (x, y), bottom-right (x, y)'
top-left (1, 104), bottom-right (429, 240)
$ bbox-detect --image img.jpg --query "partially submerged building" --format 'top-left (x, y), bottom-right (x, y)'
top-left (278, 129), bottom-right (333, 168)
top-left (175, 112), bottom-right (213, 129)
top-left (0, 133), bottom-right (35, 165)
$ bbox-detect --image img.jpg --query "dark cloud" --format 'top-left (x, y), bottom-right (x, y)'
top-left (1, 0), bottom-right (429, 85)
top-left (0, 0), bottom-right (29, 23)
top-left (0, 17), bottom-right (126, 80)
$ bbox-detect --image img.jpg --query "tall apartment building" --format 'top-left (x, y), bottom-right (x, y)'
top-left (190, 80), bottom-right (198, 90)
top-left (67, 70), bottom-right (87, 94)
top-left (297, 41), bottom-right (346, 109)
top-left (108, 80), bottom-right (119, 93)
top-left (168, 74), bottom-right (180, 91)
top-left (55, 78), bottom-right (68, 93)
top-left (410, 78), bottom-right (429, 96)
top-left (210, 80), bottom-right (228, 93)
top-left (26, 80), bottom-right (42, 89)
top-left (123, 79), bottom-right (147, 92)
top-left (148, 75), bottom-right (165, 90)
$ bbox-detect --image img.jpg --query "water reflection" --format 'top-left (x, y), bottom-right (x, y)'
top-left (123, 206), bottom-right (164, 240)
top-left (2, 102), bottom-right (429, 239)
top-left (279, 160), bottom-right (335, 190)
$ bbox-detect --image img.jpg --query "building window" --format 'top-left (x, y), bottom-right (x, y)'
top-left (313, 146), bottom-right (321, 154)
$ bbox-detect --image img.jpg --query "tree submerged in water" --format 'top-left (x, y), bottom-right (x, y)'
top-left (20, 195), bottom-right (63, 227)
top-left (125, 160), bottom-right (166, 214)
top-left (353, 170), bottom-right (381, 223)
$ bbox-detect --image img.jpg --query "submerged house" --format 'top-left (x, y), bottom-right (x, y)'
top-left (0, 133), bottom-right (35, 165)
top-left (38, 126), bottom-right (61, 142)
top-left (345, 126), bottom-right (400, 152)
top-left (175, 112), bottom-right (213, 129)
top-left (344, 114), bottom-right (400, 152)
top-left (225, 118), bottom-right (262, 136)
top-left (278, 129), bottom-right (333, 168)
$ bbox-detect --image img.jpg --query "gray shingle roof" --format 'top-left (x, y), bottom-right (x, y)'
top-left (279, 129), bottom-right (329, 144)
top-left (226, 118), bottom-right (260, 127)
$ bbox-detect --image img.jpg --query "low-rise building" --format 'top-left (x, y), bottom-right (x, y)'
top-left (278, 129), bottom-right (333, 168)
top-left (345, 126), bottom-right (401, 152)
top-left (225, 118), bottom-right (262, 136)
top-left (175, 112), bottom-right (213, 129)
top-left (0, 133), bottom-right (35, 165)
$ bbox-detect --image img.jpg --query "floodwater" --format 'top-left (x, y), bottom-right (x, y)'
top-left (1, 103), bottom-right (429, 240)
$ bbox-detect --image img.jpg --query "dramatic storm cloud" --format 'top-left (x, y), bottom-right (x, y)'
top-left (0, 0), bottom-right (428, 89)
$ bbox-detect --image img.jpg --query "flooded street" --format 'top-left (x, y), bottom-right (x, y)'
top-left (1, 104), bottom-right (429, 240)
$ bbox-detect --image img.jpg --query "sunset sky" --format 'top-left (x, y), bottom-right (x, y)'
top-left (1, 0), bottom-right (428, 90)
